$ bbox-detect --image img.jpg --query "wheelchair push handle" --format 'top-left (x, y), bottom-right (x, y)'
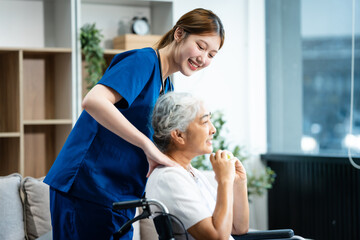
top-left (113, 198), bottom-right (175, 240)
top-left (113, 198), bottom-right (170, 214)
top-left (113, 199), bottom-right (145, 210)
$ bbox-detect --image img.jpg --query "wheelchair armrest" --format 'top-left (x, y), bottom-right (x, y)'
top-left (232, 229), bottom-right (294, 240)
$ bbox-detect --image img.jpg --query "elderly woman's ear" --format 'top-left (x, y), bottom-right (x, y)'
top-left (170, 129), bottom-right (186, 146)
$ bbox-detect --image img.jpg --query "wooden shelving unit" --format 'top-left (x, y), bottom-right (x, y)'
top-left (0, 48), bottom-right (73, 177)
top-left (0, 0), bottom-right (74, 178)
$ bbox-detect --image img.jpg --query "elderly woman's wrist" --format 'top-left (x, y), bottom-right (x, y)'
top-left (217, 178), bottom-right (235, 186)
top-left (234, 177), bottom-right (247, 185)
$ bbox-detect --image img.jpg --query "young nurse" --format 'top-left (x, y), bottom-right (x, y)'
top-left (44, 8), bottom-right (225, 240)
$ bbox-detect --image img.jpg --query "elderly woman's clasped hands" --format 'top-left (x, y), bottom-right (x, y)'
top-left (210, 150), bottom-right (247, 184)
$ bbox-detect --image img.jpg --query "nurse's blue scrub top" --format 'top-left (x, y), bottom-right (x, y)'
top-left (44, 48), bottom-right (173, 207)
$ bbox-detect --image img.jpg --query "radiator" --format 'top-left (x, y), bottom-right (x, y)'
top-left (261, 154), bottom-right (360, 240)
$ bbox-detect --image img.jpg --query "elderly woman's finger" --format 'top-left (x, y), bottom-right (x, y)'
top-left (210, 153), bottom-right (215, 163)
top-left (220, 150), bottom-right (227, 158)
top-left (215, 150), bottom-right (223, 160)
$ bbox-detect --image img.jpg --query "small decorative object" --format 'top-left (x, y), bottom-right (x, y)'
top-left (192, 111), bottom-right (276, 201)
top-left (131, 17), bottom-right (150, 35)
top-left (113, 34), bottom-right (162, 51)
top-left (80, 23), bottom-right (106, 90)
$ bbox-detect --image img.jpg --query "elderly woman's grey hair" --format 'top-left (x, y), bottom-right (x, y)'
top-left (152, 92), bottom-right (203, 152)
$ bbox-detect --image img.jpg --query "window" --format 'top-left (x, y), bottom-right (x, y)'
top-left (265, 0), bottom-right (360, 156)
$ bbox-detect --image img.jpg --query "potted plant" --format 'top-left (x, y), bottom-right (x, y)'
top-left (80, 23), bottom-right (106, 90)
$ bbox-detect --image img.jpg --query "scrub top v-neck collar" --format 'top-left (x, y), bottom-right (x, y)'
top-left (156, 48), bottom-right (173, 95)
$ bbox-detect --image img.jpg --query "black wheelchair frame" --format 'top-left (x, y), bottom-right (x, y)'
top-left (113, 198), bottom-right (300, 240)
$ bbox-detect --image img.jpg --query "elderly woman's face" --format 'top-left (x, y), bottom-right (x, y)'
top-left (183, 104), bottom-right (216, 156)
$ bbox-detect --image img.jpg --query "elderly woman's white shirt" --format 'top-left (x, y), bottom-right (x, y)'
top-left (145, 166), bottom-right (234, 240)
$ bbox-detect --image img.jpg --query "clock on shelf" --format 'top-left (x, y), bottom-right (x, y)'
top-left (131, 17), bottom-right (150, 35)
top-left (113, 16), bottom-right (161, 50)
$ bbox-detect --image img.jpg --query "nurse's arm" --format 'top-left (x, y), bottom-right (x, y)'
top-left (81, 84), bottom-right (177, 170)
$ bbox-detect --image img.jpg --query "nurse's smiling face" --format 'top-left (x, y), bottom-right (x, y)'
top-left (174, 32), bottom-right (221, 76)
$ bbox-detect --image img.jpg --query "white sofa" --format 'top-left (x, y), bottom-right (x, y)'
top-left (0, 173), bottom-right (51, 240)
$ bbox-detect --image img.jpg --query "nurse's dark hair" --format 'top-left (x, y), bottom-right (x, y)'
top-left (155, 8), bottom-right (225, 50)
top-left (152, 92), bottom-right (202, 153)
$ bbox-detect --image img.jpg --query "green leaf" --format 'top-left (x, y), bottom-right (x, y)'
top-left (81, 23), bottom-right (106, 89)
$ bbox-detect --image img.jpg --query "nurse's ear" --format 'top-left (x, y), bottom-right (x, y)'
top-left (170, 129), bottom-right (186, 146)
top-left (174, 27), bottom-right (187, 43)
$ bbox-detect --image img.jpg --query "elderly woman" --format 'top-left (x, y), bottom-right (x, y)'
top-left (146, 92), bottom-right (249, 240)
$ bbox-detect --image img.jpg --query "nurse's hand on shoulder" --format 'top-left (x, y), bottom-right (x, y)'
top-left (143, 140), bottom-right (180, 177)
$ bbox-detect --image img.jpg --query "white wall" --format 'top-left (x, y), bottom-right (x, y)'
top-left (0, 0), bottom-right (72, 48)
top-left (173, 0), bottom-right (268, 230)
top-left (0, 0), bottom-right (44, 47)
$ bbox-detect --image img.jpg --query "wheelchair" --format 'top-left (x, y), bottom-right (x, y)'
top-left (112, 198), bottom-right (302, 240)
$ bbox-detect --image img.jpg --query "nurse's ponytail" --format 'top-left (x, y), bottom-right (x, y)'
top-left (155, 8), bottom-right (225, 50)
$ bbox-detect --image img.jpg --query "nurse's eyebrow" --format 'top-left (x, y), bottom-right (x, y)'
top-left (199, 40), bottom-right (218, 53)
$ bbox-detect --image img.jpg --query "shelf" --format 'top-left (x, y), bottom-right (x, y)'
top-left (104, 49), bottom-right (124, 55)
top-left (23, 119), bottom-right (73, 125)
top-left (0, 47), bottom-right (72, 53)
top-left (0, 48), bottom-right (22, 52)
top-left (0, 132), bottom-right (20, 138)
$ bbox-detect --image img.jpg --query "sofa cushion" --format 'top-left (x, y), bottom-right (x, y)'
top-left (0, 173), bottom-right (25, 240)
top-left (21, 176), bottom-right (52, 240)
